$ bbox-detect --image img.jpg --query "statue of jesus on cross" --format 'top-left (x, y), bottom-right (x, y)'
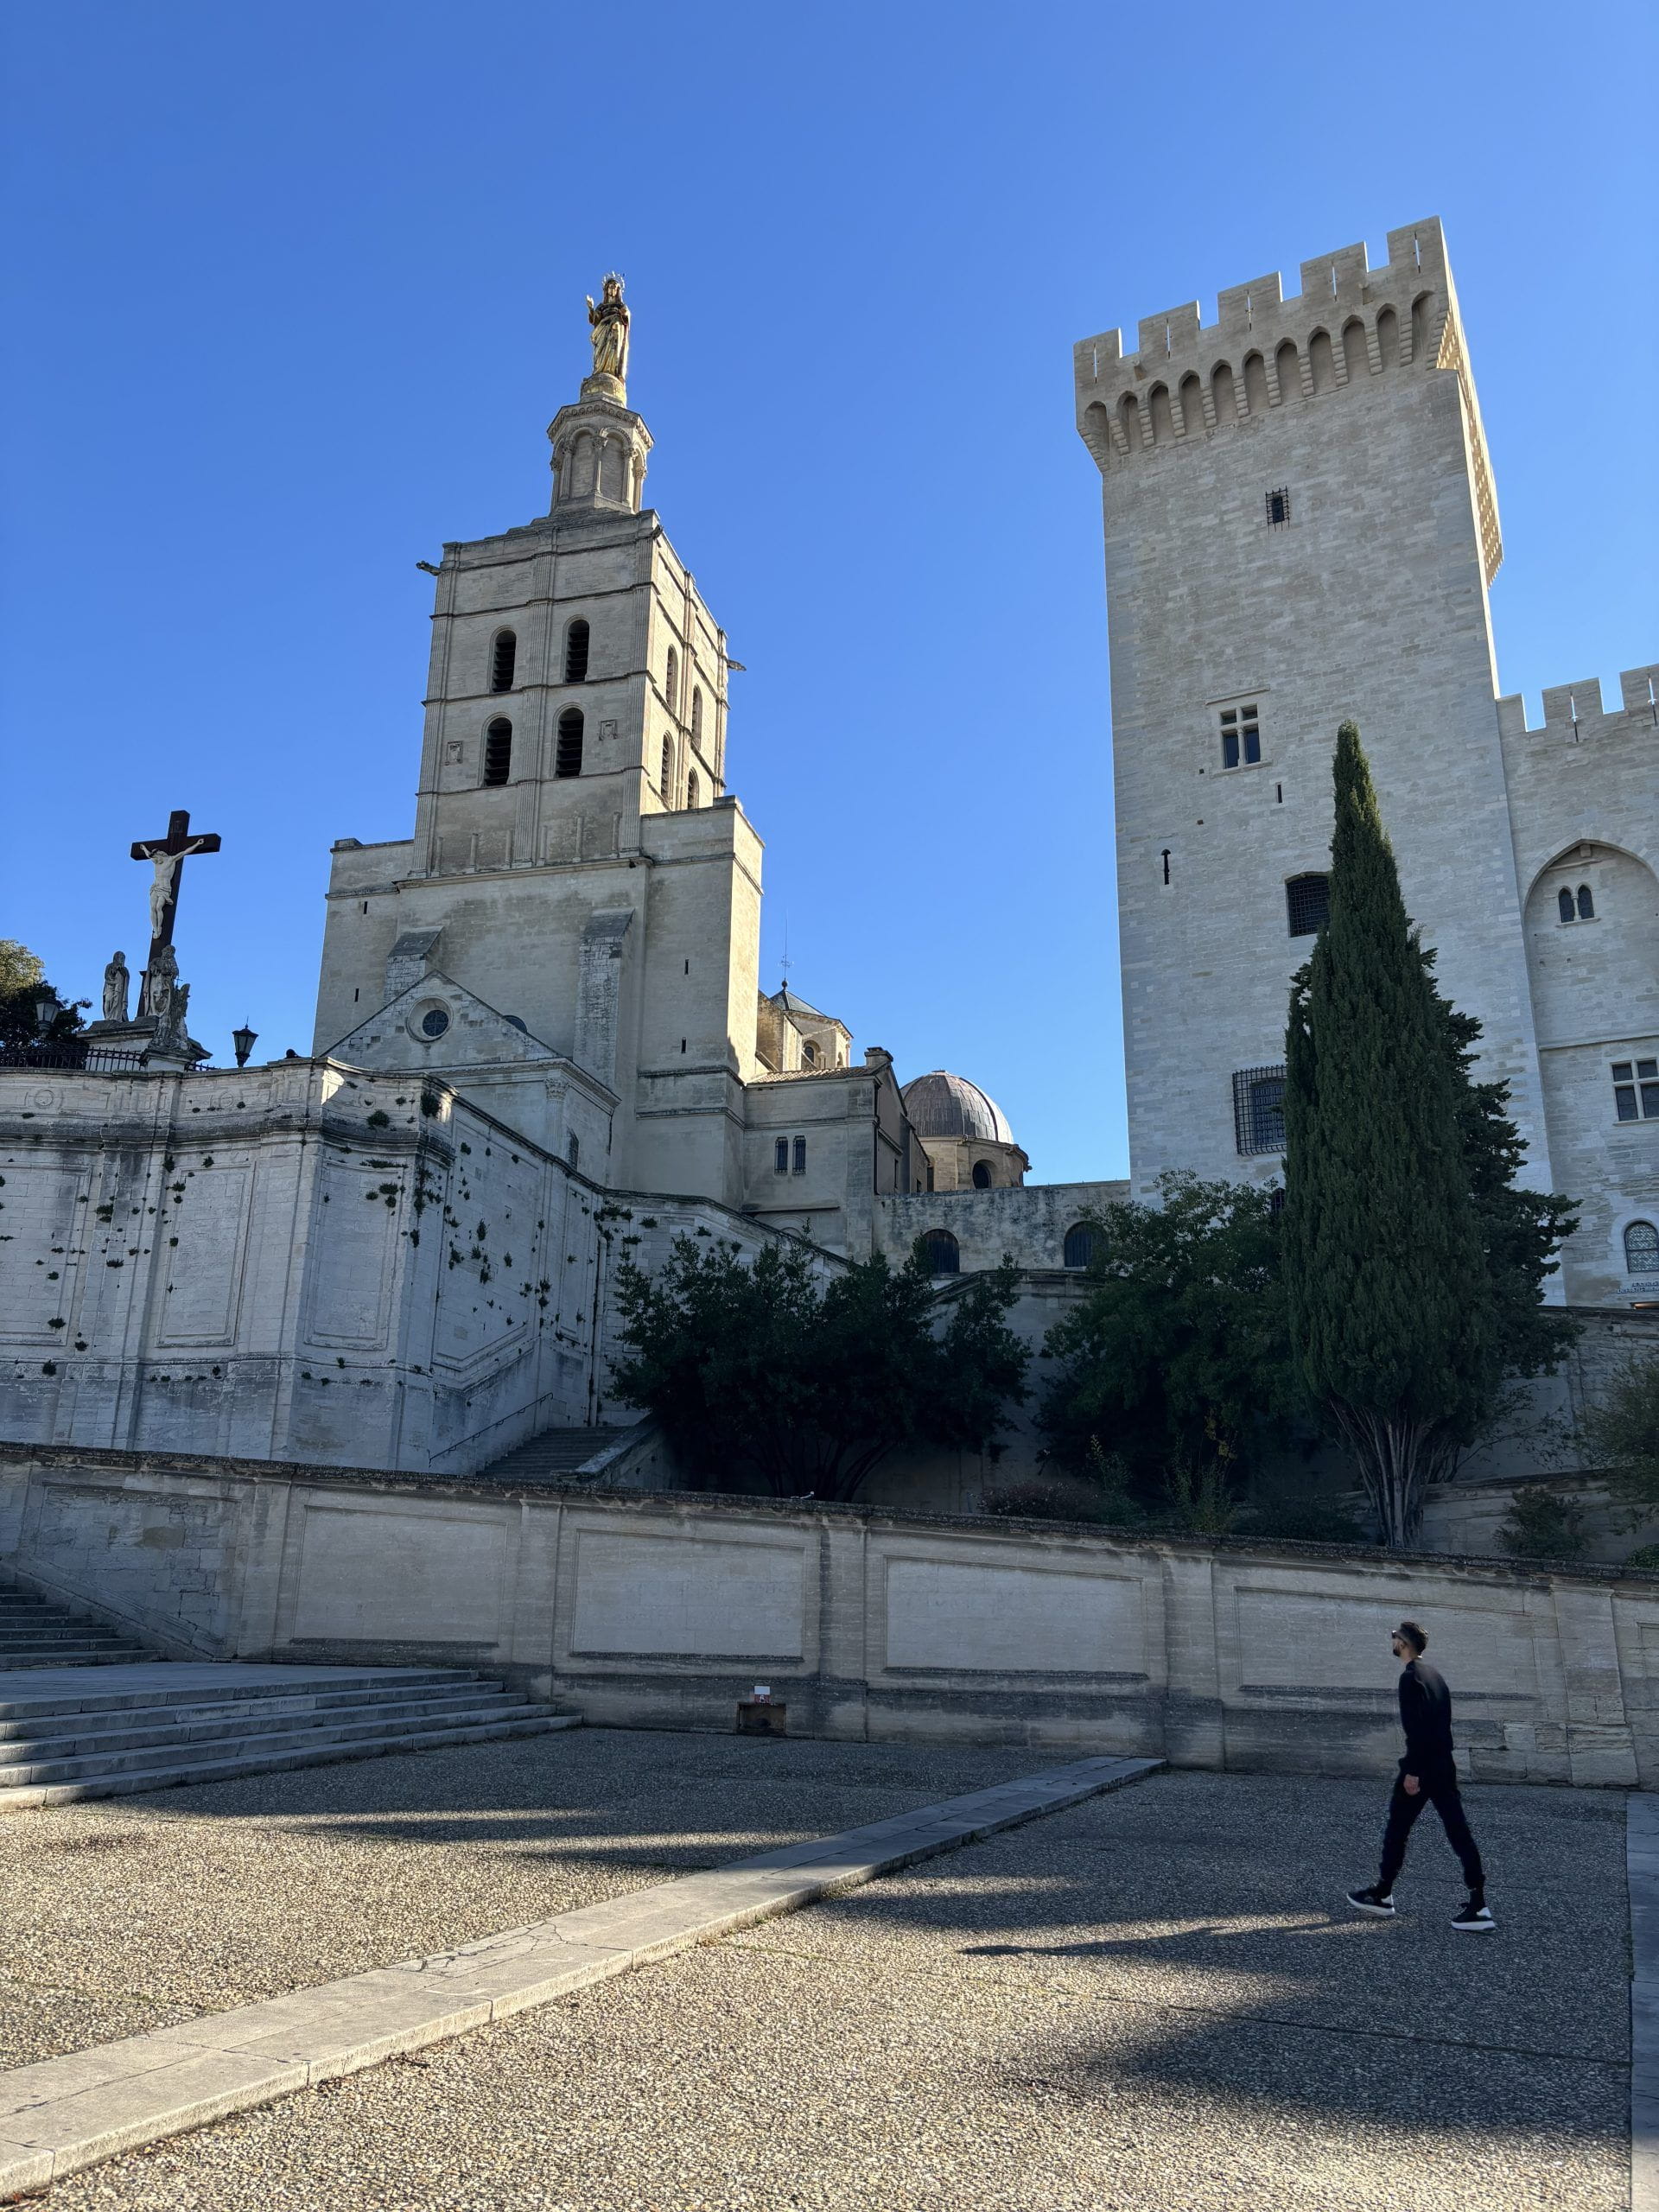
top-left (130, 808), bottom-right (222, 976)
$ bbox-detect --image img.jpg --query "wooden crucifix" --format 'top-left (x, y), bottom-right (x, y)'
top-left (130, 809), bottom-right (221, 965)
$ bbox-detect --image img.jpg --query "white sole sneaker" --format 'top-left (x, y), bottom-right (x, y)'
top-left (1345, 1891), bottom-right (1395, 1916)
top-left (1452, 1909), bottom-right (1496, 1932)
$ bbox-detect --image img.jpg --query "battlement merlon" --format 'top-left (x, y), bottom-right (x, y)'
top-left (1497, 665), bottom-right (1659, 744)
top-left (1071, 217), bottom-right (1503, 587)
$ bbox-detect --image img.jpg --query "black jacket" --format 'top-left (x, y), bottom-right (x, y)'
top-left (1398, 1658), bottom-right (1456, 1777)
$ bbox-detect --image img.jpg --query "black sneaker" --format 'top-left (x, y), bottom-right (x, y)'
top-left (1451, 1898), bottom-right (1496, 1932)
top-left (1345, 1885), bottom-right (1395, 1916)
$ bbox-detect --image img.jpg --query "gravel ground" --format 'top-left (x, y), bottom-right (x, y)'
top-left (0, 1726), bottom-right (1058, 2070)
top-left (37, 1768), bottom-right (1630, 2211)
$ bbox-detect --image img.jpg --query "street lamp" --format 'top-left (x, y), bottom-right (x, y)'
top-left (32, 987), bottom-right (60, 1037)
top-left (232, 1022), bottom-right (257, 1069)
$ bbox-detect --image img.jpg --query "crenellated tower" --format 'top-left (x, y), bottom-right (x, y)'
top-left (1073, 218), bottom-right (1552, 1217)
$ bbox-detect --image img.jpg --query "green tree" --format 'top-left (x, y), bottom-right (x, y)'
top-left (1585, 1352), bottom-right (1659, 1516)
top-left (0, 940), bottom-right (83, 1052)
top-left (0, 942), bottom-right (44, 998)
top-left (1039, 1173), bottom-right (1293, 1513)
top-left (1283, 723), bottom-right (1576, 1547)
top-left (608, 1235), bottom-right (1028, 1502)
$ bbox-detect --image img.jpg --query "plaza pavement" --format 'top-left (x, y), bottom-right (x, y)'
top-left (0, 1734), bottom-right (1632, 2210)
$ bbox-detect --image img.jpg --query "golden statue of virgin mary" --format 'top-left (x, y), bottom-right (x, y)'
top-left (585, 274), bottom-right (630, 385)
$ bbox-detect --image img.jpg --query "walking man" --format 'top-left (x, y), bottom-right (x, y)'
top-left (1346, 1620), bottom-right (1494, 1931)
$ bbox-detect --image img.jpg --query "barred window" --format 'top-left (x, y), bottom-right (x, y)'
top-left (792, 1135), bottom-right (807, 1174)
top-left (1266, 487), bottom-right (1290, 526)
top-left (1612, 1059), bottom-right (1659, 1122)
top-left (1286, 873), bottom-right (1330, 937)
top-left (1220, 703), bottom-right (1261, 770)
top-left (1233, 1065), bottom-right (1287, 1155)
top-left (483, 718), bottom-right (512, 785)
top-left (1062, 1224), bottom-right (1099, 1269)
top-left (1625, 1221), bottom-right (1659, 1274)
top-left (919, 1229), bottom-right (959, 1275)
top-left (774, 1138), bottom-right (789, 1174)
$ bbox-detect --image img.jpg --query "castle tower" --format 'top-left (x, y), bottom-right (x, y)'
top-left (1073, 219), bottom-right (1551, 1205)
top-left (312, 283), bottom-right (762, 1199)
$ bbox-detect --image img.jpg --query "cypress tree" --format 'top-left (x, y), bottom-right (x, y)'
top-left (1283, 722), bottom-right (1494, 1545)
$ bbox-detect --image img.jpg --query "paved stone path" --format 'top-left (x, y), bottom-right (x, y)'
top-left (1631, 1793), bottom-right (1659, 2212)
top-left (10, 1759), bottom-right (1630, 2209)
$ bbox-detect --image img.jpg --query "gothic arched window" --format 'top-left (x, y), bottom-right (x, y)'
top-left (490, 632), bottom-right (517, 693)
top-left (687, 770), bottom-right (700, 808)
top-left (1625, 1221), bottom-right (1659, 1274)
top-left (1063, 1224), bottom-right (1099, 1269)
top-left (664, 645), bottom-right (678, 709)
top-left (919, 1229), bottom-right (959, 1276)
top-left (691, 687), bottom-right (703, 744)
top-left (1577, 884), bottom-right (1596, 920)
top-left (660, 735), bottom-right (673, 800)
top-left (563, 620), bottom-right (590, 683)
top-left (1558, 887), bottom-right (1576, 924)
top-left (556, 709), bottom-right (583, 779)
top-left (483, 718), bottom-right (512, 785)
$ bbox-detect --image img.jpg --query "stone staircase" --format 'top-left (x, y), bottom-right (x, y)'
top-left (475, 1424), bottom-right (638, 1484)
top-left (0, 1668), bottom-right (579, 1810)
top-left (0, 1579), bottom-right (151, 1669)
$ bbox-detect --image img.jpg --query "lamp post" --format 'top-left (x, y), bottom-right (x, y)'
top-left (232, 1023), bottom-right (257, 1069)
top-left (32, 987), bottom-right (60, 1039)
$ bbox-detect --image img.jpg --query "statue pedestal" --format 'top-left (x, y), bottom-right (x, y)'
top-left (580, 372), bottom-right (626, 404)
top-left (79, 1018), bottom-right (208, 1069)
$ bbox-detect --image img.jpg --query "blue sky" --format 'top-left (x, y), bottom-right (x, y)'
top-left (3, 1), bottom-right (1654, 1181)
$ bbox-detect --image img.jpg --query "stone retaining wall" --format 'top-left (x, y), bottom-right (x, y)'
top-left (3, 1441), bottom-right (1656, 1787)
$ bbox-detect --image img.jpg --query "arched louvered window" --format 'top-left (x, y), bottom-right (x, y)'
top-left (687, 770), bottom-right (700, 808)
top-left (919, 1230), bottom-right (959, 1276)
top-left (564, 620), bottom-right (589, 683)
top-left (664, 645), bottom-right (678, 708)
top-left (490, 632), bottom-right (517, 693)
top-left (1558, 887), bottom-right (1576, 925)
top-left (1626, 1221), bottom-right (1659, 1274)
top-left (556, 709), bottom-right (583, 779)
top-left (1063, 1223), bottom-right (1099, 1269)
top-left (1577, 884), bottom-right (1595, 920)
top-left (660, 734), bottom-right (674, 798)
top-left (483, 718), bottom-right (512, 785)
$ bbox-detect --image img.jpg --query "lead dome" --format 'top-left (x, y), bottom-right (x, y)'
top-left (900, 1071), bottom-right (1015, 1146)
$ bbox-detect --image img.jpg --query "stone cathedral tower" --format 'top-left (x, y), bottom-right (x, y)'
top-left (313, 288), bottom-right (760, 1198)
top-left (1073, 219), bottom-right (1659, 1308)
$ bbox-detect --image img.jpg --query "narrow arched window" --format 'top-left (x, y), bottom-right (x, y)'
top-left (791, 1135), bottom-right (806, 1174)
top-left (1625, 1220), bottom-right (1659, 1274)
top-left (687, 770), bottom-right (700, 808)
top-left (802, 1039), bottom-right (818, 1066)
top-left (919, 1229), bottom-right (959, 1276)
top-left (971, 1160), bottom-right (993, 1189)
top-left (1211, 361), bottom-right (1236, 426)
top-left (691, 687), bottom-right (703, 745)
top-left (1243, 351), bottom-right (1269, 414)
top-left (556, 709), bottom-right (583, 779)
top-left (1178, 372), bottom-right (1204, 436)
top-left (1063, 1224), bottom-right (1099, 1269)
top-left (1411, 291), bottom-right (1434, 364)
top-left (1558, 887), bottom-right (1576, 925)
top-left (1117, 391), bottom-right (1141, 451)
top-left (1148, 384), bottom-right (1174, 443)
top-left (1274, 340), bottom-right (1301, 403)
top-left (1308, 329), bottom-right (1336, 394)
top-left (1375, 306), bottom-right (1398, 369)
top-left (483, 718), bottom-right (512, 785)
top-left (660, 734), bottom-right (674, 798)
top-left (1342, 318), bottom-right (1369, 382)
top-left (1577, 884), bottom-right (1595, 920)
top-left (563, 620), bottom-right (589, 683)
top-left (664, 645), bottom-right (678, 709)
top-left (490, 632), bottom-right (517, 693)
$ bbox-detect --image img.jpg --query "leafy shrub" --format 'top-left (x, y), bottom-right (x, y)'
top-left (1495, 1484), bottom-right (1588, 1560)
top-left (1624, 1544), bottom-right (1659, 1573)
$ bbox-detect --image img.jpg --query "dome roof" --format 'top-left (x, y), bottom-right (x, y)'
top-left (901, 1071), bottom-right (1015, 1145)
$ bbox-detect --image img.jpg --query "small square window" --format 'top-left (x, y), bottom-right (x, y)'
top-left (1641, 1059), bottom-right (1659, 1081)
top-left (1266, 488), bottom-right (1290, 526)
top-left (1219, 703), bottom-right (1262, 771)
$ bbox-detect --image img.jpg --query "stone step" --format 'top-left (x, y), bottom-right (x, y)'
top-left (0, 1712), bottom-right (581, 1811)
top-left (0, 1697), bottom-right (555, 1787)
top-left (0, 1668), bottom-right (477, 1722)
top-left (0, 1686), bottom-right (537, 1758)
top-left (0, 1647), bottom-right (152, 1669)
top-left (0, 1681), bottom-right (522, 1745)
top-left (0, 1629), bottom-right (143, 1649)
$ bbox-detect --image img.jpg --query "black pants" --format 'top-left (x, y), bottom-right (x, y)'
top-left (1378, 1768), bottom-right (1484, 1898)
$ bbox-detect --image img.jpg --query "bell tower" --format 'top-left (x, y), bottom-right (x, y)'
top-left (313, 277), bottom-right (762, 1200)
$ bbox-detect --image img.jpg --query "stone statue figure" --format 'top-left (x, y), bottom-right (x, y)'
top-left (155, 982), bottom-right (190, 1053)
top-left (585, 275), bottom-right (630, 385)
top-left (145, 839), bottom-right (209, 941)
top-left (141, 943), bottom-right (178, 1023)
top-left (102, 951), bottom-right (130, 1024)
